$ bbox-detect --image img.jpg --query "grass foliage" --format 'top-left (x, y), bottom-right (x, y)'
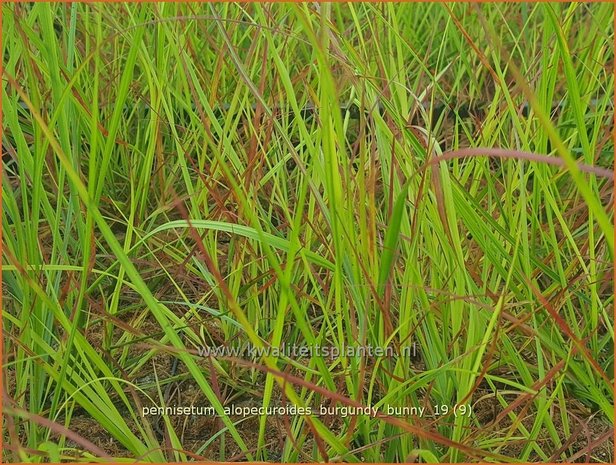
top-left (2, 2), bottom-right (614, 462)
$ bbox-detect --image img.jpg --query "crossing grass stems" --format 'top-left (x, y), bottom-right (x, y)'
top-left (2, 2), bottom-right (614, 463)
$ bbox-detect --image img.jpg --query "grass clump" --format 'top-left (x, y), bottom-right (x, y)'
top-left (2, 2), bottom-right (614, 462)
